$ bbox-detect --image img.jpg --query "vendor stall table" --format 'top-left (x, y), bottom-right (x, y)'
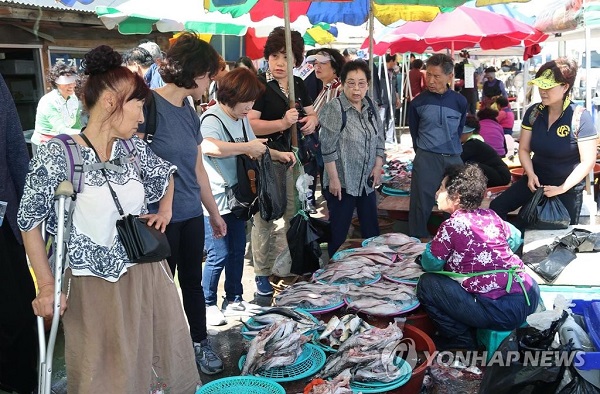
top-left (523, 225), bottom-right (600, 286)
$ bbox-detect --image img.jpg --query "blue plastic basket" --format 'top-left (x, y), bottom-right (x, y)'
top-left (196, 376), bottom-right (285, 394)
top-left (240, 308), bottom-right (320, 341)
top-left (382, 274), bottom-right (419, 285)
top-left (238, 343), bottom-right (326, 382)
top-left (349, 357), bottom-right (412, 393)
top-left (381, 186), bottom-right (410, 196)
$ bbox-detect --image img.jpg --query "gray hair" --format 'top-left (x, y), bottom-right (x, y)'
top-left (139, 41), bottom-right (163, 61)
top-left (426, 54), bottom-right (454, 75)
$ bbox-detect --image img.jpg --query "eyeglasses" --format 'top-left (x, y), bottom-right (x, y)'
top-left (345, 81), bottom-right (367, 89)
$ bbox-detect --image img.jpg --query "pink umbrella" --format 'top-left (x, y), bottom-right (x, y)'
top-left (363, 5), bottom-right (548, 55)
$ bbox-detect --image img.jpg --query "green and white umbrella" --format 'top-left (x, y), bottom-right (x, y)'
top-left (96, 0), bottom-right (251, 35)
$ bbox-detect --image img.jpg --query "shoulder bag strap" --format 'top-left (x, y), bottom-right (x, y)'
top-left (80, 133), bottom-right (125, 217)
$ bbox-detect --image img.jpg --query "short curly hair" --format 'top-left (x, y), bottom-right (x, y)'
top-left (159, 31), bottom-right (220, 89)
top-left (263, 27), bottom-right (304, 67)
top-left (48, 62), bottom-right (79, 89)
top-left (443, 164), bottom-right (487, 210)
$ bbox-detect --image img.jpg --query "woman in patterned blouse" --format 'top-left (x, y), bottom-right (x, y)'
top-left (417, 164), bottom-right (540, 350)
top-left (18, 45), bottom-right (200, 393)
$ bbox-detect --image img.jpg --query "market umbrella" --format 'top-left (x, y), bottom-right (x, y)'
top-left (364, 5), bottom-right (547, 55)
top-left (95, 0), bottom-right (251, 35)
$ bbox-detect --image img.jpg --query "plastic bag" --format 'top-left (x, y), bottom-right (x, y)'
top-left (286, 212), bottom-right (330, 275)
top-left (527, 295), bottom-right (572, 331)
top-left (478, 330), bottom-right (566, 394)
top-left (272, 248), bottom-right (294, 277)
top-left (258, 148), bottom-right (288, 222)
top-left (525, 246), bottom-right (576, 283)
top-left (557, 366), bottom-right (600, 394)
top-left (519, 187), bottom-right (570, 230)
top-left (536, 195), bottom-right (571, 230)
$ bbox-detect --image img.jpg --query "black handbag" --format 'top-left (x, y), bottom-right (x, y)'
top-left (80, 133), bottom-right (171, 263)
top-left (115, 214), bottom-right (171, 263)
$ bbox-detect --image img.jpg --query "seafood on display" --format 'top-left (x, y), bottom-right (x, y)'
top-left (342, 282), bottom-right (418, 316)
top-left (317, 314), bottom-right (371, 349)
top-left (320, 323), bottom-right (407, 383)
top-left (304, 371), bottom-right (353, 394)
top-left (241, 307), bottom-right (320, 337)
top-left (241, 320), bottom-right (311, 375)
top-left (273, 282), bottom-right (343, 309)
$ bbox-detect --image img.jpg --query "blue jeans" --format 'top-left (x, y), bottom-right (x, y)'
top-left (202, 213), bottom-right (246, 305)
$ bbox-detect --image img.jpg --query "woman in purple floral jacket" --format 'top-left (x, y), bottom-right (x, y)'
top-left (417, 164), bottom-right (540, 350)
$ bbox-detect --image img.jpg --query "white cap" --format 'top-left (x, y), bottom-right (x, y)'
top-left (305, 53), bottom-right (333, 64)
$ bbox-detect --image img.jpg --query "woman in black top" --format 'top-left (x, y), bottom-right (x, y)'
top-left (247, 27), bottom-right (315, 296)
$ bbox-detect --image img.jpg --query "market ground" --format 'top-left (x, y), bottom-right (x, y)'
top-left (6, 128), bottom-right (600, 394)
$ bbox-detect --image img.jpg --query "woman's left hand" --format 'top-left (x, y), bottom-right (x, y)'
top-left (543, 185), bottom-right (566, 198)
top-left (210, 215), bottom-right (227, 239)
top-left (371, 165), bottom-right (383, 187)
top-left (141, 211), bottom-right (172, 233)
top-left (299, 114), bottom-right (318, 135)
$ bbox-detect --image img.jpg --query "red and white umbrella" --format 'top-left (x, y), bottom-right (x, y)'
top-left (363, 5), bottom-right (547, 55)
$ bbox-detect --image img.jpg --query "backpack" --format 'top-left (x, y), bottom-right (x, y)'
top-left (338, 94), bottom-right (378, 133)
top-left (200, 114), bottom-right (260, 220)
top-left (141, 90), bottom-right (158, 143)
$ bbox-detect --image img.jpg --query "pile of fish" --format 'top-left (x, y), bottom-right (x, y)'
top-left (364, 233), bottom-right (426, 257)
top-left (317, 314), bottom-right (371, 350)
top-left (305, 371), bottom-right (353, 394)
top-left (363, 233), bottom-right (427, 281)
top-left (273, 282), bottom-right (344, 310)
top-left (241, 320), bottom-right (311, 375)
top-left (343, 282), bottom-right (418, 316)
top-left (320, 323), bottom-right (407, 383)
top-left (241, 307), bottom-right (320, 338)
top-left (313, 246), bottom-right (398, 285)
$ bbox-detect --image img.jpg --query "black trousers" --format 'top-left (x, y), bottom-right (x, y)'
top-left (165, 216), bottom-right (207, 343)
top-left (0, 221), bottom-right (37, 393)
top-left (417, 273), bottom-right (540, 348)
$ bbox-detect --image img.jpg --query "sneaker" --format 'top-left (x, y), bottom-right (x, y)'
top-left (194, 339), bottom-right (224, 375)
top-left (205, 304), bottom-right (227, 326)
top-left (255, 276), bottom-right (274, 296)
top-left (222, 296), bottom-right (261, 315)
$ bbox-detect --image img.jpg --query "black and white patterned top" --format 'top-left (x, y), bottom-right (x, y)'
top-left (18, 135), bottom-right (176, 282)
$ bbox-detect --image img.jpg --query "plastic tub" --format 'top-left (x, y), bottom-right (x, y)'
top-left (390, 324), bottom-right (436, 394)
top-left (404, 308), bottom-right (436, 337)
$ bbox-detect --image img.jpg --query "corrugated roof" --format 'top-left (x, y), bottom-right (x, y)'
top-left (0, 0), bottom-right (128, 13)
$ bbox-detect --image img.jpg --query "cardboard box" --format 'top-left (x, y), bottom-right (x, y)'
top-left (0, 59), bottom-right (36, 75)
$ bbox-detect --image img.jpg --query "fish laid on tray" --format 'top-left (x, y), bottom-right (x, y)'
top-left (365, 233), bottom-right (426, 258)
top-left (381, 258), bottom-right (424, 281)
top-left (241, 307), bottom-right (320, 337)
top-left (343, 282), bottom-right (418, 316)
top-left (305, 370), bottom-right (353, 394)
top-left (273, 282), bottom-right (343, 309)
top-left (320, 323), bottom-right (406, 383)
top-left (241, 320), bottom-right (311, 375)
top-left (317, 314), bottom-right (371, 350)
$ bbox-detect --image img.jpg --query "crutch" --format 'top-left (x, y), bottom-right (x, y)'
top-left (38, 180), bottom-right (74, 394)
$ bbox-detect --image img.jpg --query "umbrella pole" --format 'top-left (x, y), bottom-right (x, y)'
top-left (283, 0), bottom-right (298, 148)
top-left (368, 1), bottom-right (374, 99)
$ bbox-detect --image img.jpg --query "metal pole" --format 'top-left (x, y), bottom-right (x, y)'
top-left (368, 1), bottom-right (375, 99)
top-left (283, 0), bottom-right (297, 147)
